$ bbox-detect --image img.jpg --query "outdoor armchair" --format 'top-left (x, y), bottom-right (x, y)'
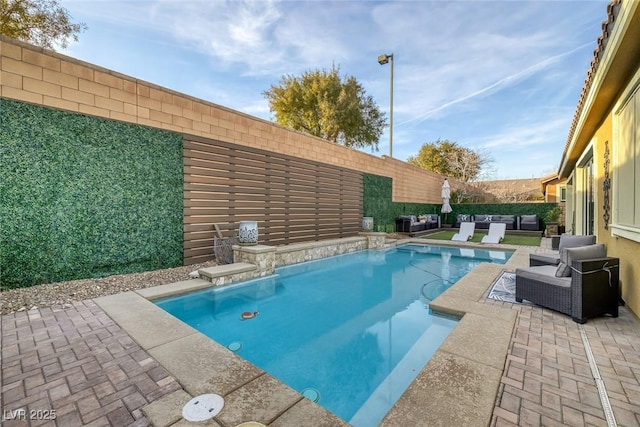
top-left (519, 214), bottom-right (540, 231)
top-left (516, 244), bottom-right (619, 323)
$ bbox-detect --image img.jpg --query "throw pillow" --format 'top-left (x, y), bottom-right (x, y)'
top-left (555, 262), bottom-right (571, 277)
top-left (558, 234), bottom-right (596, 253)
top-left (486, 215), bottom-right (492, 222)
top-left (558, 244), bottom-right (607, 277)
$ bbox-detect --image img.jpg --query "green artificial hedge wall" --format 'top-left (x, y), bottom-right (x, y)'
top-left (363, 173), bottom-right (440, 232)
top-left (363, 173), bottom-right (561, 231)
top-left (0, 99), bottom-right (184, 289)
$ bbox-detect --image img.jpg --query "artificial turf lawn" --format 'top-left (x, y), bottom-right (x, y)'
top-left (421, 231), bottom-right (542, 246)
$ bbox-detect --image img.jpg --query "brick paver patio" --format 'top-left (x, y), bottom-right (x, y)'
top-left (488, 301), bottom-right (640, 426)
top-left (1, 301), bottom-right (183, 426)
top-left (485, 242), bottom-right (640, 427)
top-left (2, 240), bottom-right (639, 426)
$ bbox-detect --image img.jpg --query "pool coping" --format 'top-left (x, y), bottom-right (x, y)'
top-left (94, 239), bottom-right (531, 426)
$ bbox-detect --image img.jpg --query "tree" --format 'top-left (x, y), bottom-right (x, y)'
top-left (407, 139), bottom-right (491, 183)
top-left (263, 65), bottom-right (386, 151)
top-left (0, 0), bottom-right (86, 50)
top-left (408, 139), bottom-right (493, 203)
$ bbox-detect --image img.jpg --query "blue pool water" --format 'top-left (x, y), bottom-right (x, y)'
top-left (156, 244), bottom-right (512, 425)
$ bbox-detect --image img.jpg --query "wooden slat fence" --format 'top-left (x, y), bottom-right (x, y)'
top-left (183, 135), bottom-right (363, 265)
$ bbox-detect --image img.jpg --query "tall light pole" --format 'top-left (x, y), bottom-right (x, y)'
top-left (378, 53), bottom-right (394, 158)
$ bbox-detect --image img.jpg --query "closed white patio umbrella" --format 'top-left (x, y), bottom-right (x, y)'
top-left (441, 179), bottom-right (452, 224)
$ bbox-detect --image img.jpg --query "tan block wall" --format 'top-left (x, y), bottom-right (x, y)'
top-left (1, 36), bottom-right (453, 203)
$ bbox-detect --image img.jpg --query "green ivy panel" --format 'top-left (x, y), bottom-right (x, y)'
top-left (363, 173), bottom-right (440, 232)
top-left (0, 99), bottom-right (183, 289)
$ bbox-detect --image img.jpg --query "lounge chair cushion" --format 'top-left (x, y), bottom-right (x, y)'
top-left (555, 244), bottom-right (607, 277)
top-left (521, 215), bottom-right (537, 222)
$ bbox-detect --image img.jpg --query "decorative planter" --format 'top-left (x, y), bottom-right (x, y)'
top-left (362, 217), bottom-right (374, 231)
top-left (238, 221), bottom-right (259, 245)
top-left (545, 223), bottom-right (559, 238)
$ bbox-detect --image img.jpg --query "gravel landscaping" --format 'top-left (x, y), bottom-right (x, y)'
top-left (1, 233), bottom-right (415, 316)
top-left (0, 260), bottom-right (217, 315)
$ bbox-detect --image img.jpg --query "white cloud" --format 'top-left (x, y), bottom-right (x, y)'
top-left (159, 0), bottom-right (285, 73)
top-left (475, 114), bottom-right (573, 151)
top-left (398, 39), bottom-right (594, 125)
top-left (59, 0), bottom-right (609, 180)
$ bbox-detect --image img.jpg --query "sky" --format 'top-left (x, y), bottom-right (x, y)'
top-left (58, 0), bottom-right (609, 179)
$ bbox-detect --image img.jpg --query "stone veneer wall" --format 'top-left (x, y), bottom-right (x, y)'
top-left (222, 235), bottom-right (389, 283)
top-left (232, 246), bottom-right (277, 277)
top-left (273, 236), bottom-right (369, 267)
top-left (0, 36), bottom-right (452, 205)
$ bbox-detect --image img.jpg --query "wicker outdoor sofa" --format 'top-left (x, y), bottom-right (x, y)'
top-left (515, 244), bottom-right (619, 323)
top-left (453, 214), bottom-right (537, 230)
top-left (395, 214), bottom-right (440, 233)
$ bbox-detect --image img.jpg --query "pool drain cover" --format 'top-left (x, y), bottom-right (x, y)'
top-left (302, 388), bottom-right (320, 402)
top-left (182, 394), bottom-right (224, 422)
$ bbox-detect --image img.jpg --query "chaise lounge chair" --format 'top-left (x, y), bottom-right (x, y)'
top-left (451, 222), bottom-right (475, 241)
top-left (515, 244), bottom-right (619, 323)
top-left (481, 222), bottom-right (506, 244)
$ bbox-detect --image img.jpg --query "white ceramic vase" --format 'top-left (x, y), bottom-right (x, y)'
top-left (238, 221), bottom-right (259, 245)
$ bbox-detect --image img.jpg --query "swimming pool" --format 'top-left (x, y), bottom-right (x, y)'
top-left (156, 244), bottom-right (512, 425)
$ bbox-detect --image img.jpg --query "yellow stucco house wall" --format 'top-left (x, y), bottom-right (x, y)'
top-left (559, 0), bottom-right (640, 318)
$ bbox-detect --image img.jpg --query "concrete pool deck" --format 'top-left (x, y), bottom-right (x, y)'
top-left (2, 238), bottom-right (639, 426)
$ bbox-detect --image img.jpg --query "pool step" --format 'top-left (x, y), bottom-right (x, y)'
top-left (384, 238), bottom-right (398, 248)
top-left (136, 279), bottom-right (212, 300)
top-left (198, 262), bottom-right (257, 280)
